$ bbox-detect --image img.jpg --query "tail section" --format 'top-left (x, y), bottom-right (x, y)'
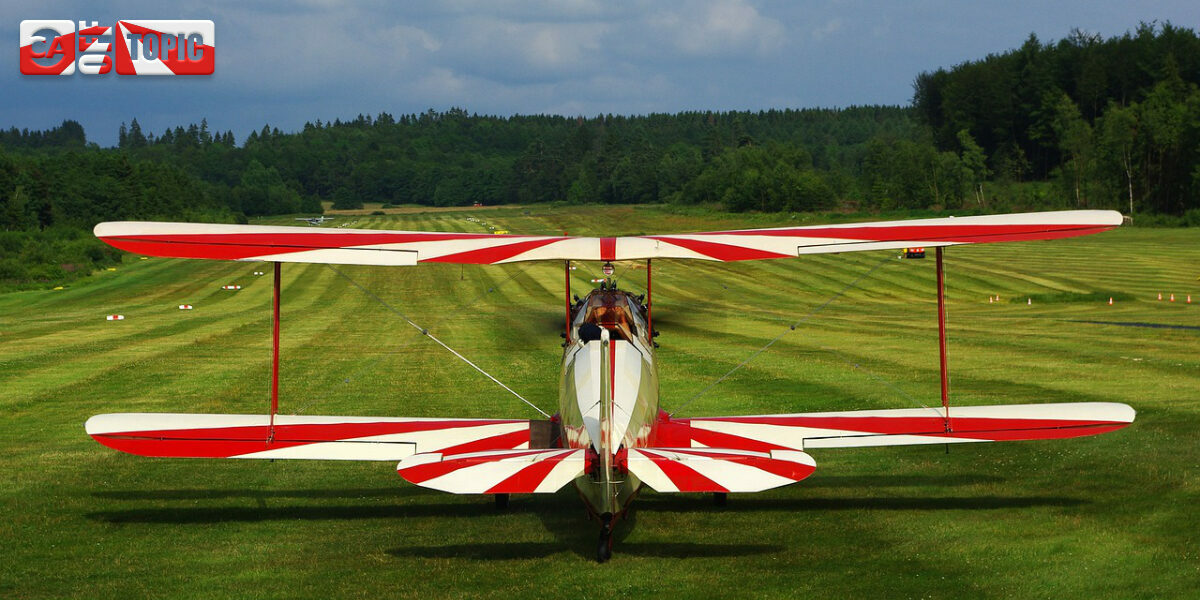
top-left (626, 448), bottom-right (816, 493)
top-left (397, 448), bottom-right (585, 494)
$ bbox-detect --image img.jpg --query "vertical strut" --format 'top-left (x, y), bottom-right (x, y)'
top-left (270, 261), bottom-right (281, 437)
top-left (565, 260), bottom-right (572, 344)
top-left (935, 247), bottom-right (950, 432)
top-left (646, 259), bottom-right (652, 336)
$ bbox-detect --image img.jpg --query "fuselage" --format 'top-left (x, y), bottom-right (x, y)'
top-left (558, 285), bottom-right (659, 517)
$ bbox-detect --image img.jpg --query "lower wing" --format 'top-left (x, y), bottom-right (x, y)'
top-left (663, 402), bottom-right (1135, 451)
top-left (85, 413), bottom-right (540, 460)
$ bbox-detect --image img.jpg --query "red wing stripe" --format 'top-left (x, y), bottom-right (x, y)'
top-left (484, 456), bottom-right (566, 493)
top-left (699, 415), bottom-right (1125, 435)
top-left (645, 236), bottom-right (794, 261)
top-left (419, 238), bottom-right (563, 264)
top-left (600, 237), bottom-right (616, 261)
top-left (687, 427), bottom-right (790, 452)
top-left (97, 419), bottom-right (520, 443)
top-left (436, 429), bottom-right (531, 455)
top-left (399, 449), bottom-right (570, 485)
top-left (659, 449), bottom-right (814, 481)
top-left (92, 436), bottom-right (307, 458)
top-left (99, 232), bottom-right (551, 263)
top-left (90, 419), bottom-right (526, 459)
top-left (640, 450), bottom-right (728, 493)
top-left (702, 223), bottom-right (1116, 242)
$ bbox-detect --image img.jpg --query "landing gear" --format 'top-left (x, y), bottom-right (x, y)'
top-left (596, 512), bottom-right (614, 563)
top-left (494, 493), bottom-right (509, 510)
top-left (713, 492), bottom-right (727, 507)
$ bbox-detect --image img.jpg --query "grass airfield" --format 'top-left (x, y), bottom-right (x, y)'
top-left (1, 204), bottom-right (1197, 599)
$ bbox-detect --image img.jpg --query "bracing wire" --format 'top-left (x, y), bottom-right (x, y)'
top-left (290, 262), bottom-right (535, 415)
top-left (668, 254), bottom-right (894, 417)
top-left (293, 263), bottom-right (549, 419)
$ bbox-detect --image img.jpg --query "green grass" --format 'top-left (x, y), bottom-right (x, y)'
top-left (1, 205), bottom-right (1197, 599)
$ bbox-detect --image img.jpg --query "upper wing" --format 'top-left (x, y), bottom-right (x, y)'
top-left (85, 413), bottom-right (536, 460)
top-left (660, 402), bottom-right (1135, 451)
top-left (93, 210), bottom-right (1122, 266)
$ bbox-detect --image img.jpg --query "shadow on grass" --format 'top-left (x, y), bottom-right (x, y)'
top-left (799, 474), bottom-right (1004, 488)
top-left (385, 541), bottom-right (782, 561)
top-left (86, 495), bottom-right (547, 524)
top-left (387, 542), bottom-right (567, 560)
top-left (84, 486), bottom-right (1083, 561)
top-left (636, 495), bottom-right (1085, 513)
top-left (92, 487), bottom-right (412, 501)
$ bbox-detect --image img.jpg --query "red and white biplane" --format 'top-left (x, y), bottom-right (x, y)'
top-left (87, 210), bottom-right (1134, 561)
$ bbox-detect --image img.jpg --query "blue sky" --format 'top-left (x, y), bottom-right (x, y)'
top-left (4, 1), bottom-right (1198, 146)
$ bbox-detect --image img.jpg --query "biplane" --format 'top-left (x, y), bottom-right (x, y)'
top-left (86, 210), bottom-right (1134, 562)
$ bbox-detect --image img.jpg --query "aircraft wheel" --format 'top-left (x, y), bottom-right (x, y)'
top-left (713, 492), bottom-right (727, 507)
top-left (596, 512), bottom-right (614, 563)
top-left (494, 493), bottom-right (509, 510)
top-left (597, 534), bottom-right (612, 562)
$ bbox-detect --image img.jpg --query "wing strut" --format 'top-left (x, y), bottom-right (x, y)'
top-left (565, 260), bottom-right (572, 344)
top-left (269, 261), bottom-right (281, 439)
top-left (646, 259), bottom-right (653, 337)
top-left (936, 248), bottom-right (951, 432)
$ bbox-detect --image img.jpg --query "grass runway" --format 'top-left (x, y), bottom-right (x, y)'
top-left (1, 205), bottom-right (1197, 598)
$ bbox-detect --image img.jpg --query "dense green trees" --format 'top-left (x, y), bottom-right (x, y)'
top-left (915, 22), bottom-right (1200, 216)
top-left (2, 23), bottom-right (1199, 287)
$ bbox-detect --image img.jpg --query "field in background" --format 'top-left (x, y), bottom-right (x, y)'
top-left (1, 205), bottom-right (1196, 599)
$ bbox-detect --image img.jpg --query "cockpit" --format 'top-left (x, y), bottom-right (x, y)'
top-left (573, 286), bottom-right (647, 344)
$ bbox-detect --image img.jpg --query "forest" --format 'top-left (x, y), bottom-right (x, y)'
top-left (2, 23), bottom-right (1199, 287)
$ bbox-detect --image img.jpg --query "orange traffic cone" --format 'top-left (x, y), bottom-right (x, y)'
top-left (1188, 295), bottom-right (1193, 304)
top-left (1108, 297), bottom-right (1113, 305)
top-left (1158, 292), bottom-right (1163, 300)
top-left (1027, 298), bottom-right (1032, 306)
top-left (989, 296), bottom-right (994, 303)
top-left (1170, 293), bottom-right (1176, 302)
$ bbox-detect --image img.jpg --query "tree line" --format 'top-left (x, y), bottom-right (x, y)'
top-left (914, 22), bottom-right (1200, 216)
top-left (2, 23), bottom-right (1198, 287)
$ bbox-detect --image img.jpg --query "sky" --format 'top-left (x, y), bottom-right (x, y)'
top-left (4, 0), bottom-right (1198, 147)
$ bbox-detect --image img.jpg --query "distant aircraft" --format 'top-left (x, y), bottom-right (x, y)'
top-left (295, 216), bottom-right (335, 226)
top-left (87, 210), bottom-right (1133, 562)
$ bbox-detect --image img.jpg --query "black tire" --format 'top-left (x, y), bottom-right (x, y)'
top-left (596, 512), bottom-right (615, 563)
top-left (494, 493), bottom-right (509, 510)
top-left (597, 534), bottom-right (612, 563)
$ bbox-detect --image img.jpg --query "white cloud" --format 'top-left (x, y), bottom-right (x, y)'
top-left (812, 18), bottom-right (843, 41)
top-left (647, 0), bottom-right (786, 57)
top-left (438, 17), bottom-right (609, 83)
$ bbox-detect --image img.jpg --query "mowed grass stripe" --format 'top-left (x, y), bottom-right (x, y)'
top-left (2, 262), bottom-right (337, 415)
top-left (1, 206), bottom-right (1197, 599)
